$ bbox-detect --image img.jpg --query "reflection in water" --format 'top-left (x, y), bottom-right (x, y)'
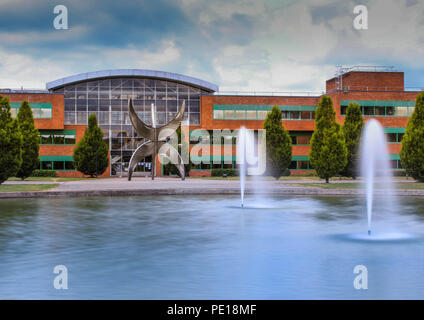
top-left (0, 195), bottom-right (423, 299)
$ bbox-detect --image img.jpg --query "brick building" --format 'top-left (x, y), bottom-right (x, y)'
top-left (0, 67), bottom-right (420, 177)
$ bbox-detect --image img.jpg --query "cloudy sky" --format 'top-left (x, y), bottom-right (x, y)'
top-left (0, 0), bottom-right (423, 92)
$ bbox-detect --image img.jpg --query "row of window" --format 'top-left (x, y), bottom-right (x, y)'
top-left (40, 160), bottom-right (75, 171)
top-left (189, 132), bottom-right (404, 146)
top-left (10, 107), bottom-right (52, 119)
top-left (386, 133), bottom-right (404, 143)
top-left (64, 111), bottom-right (200, 126)
top-left (189, 160), bottom-right (314, 170)
top-left (213, 109), bottom-right (316, 121)
top-left (189, 159), bottom-right (403, 171)
top-left (39, 131), bottom-right (76, 145)
top-left (341, 105), bottom-right (414, 117)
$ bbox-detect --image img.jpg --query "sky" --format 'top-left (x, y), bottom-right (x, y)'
top-left (0, 0), bottom-right (423, 92)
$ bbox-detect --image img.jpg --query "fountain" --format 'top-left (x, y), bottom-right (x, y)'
top-left (359, 119), bottom-right (396, 236)
top-left (237, 127), bottom-right (256, 208)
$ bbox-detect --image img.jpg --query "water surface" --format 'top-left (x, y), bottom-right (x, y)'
top-left (0, 195), bottom-right (424, 299)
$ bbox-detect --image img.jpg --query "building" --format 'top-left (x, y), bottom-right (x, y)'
top-left (0, 66), bottom-right (420, 177)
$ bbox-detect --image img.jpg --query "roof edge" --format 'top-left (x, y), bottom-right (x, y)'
top-left (46, 69), bottom-right (219, 92)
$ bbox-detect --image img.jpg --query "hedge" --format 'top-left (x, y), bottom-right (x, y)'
top-left (30, 170), bottom-right (58, 177)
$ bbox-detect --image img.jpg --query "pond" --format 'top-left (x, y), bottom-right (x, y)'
top-left (0, 195), bottom-right (423, 299)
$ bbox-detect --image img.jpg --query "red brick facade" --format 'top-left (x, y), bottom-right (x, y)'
top-left (1, 70), bottom-right (421, 177)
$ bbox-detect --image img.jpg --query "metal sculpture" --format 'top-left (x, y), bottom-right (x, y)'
top-left (127, 99), bottom-right (186, 180)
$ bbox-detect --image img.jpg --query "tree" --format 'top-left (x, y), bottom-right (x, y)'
top-left (16, 101), bottom-right (40, 180)
top-left (263, 105), bottom-right (292, 179)
top-left (400, 92), bottom-right (424, 182)
top-left (341, 102), bottom-right (364, 179)
top-left (0, 95), bottom-right (23, 184)
top-left (310, 95), bottom-right (347, 183)
top-left (73, 113), bottom-right (109, 177)
top-left (163, 125), bottom-right (191, 177)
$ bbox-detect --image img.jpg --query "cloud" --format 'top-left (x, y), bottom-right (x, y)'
top-left (0, 0), bottom-right (424, 91)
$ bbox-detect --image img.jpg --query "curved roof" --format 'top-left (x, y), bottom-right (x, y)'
top-left (46, 69), bottom-right (219, 92)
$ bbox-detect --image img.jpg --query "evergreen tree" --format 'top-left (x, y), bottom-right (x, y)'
top-left (263, 105), bottom-right (292, 179)
top-left (0, 95), bottom-right (23, 184)
top-left (310, 95), bottom-right (347, 183)
top-left (16, 101), bottom-right (40, 180)
top-left (341, 102), bottom-right (364, 179)
top-left (400, 92), bottom-right (424, 181)
top-left (73, 113), bottom-right (109, 177)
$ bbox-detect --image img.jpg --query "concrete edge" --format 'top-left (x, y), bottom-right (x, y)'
top-left (1, 188), bottom-right (424, 199)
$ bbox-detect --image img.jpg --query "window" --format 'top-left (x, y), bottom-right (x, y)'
top-left (41, 161), bottom-right (53, 170)
top-left (297, 135), bottom-right (310, 145)
top-left (301, 111), bottom-right (311, 120)
top-left (65, 161), bottom-right (75, 170)
top-left (298, 161), bottom-right (309, 169)
top-left (290, 111), bottom-right (300, 120)
top-left (386, 133), bottom-right (397, 143)
top-left (53, 135), bottom-right (65, 144)
top-left (364, 107), bottom-right (374, 116)
top-left (235, 110), bottom-right (245, 120)
top-left (257, 110), bottom-right (268, 120)
top-left (375, 106), bottom-right (385, 116)
top-left (213, 110), bottom-right (224, 120)
top-left (39, 130), bottom-right (76, 145)
top-left (246, 110), bottom-right (256, 120)
top-left (53, 161), bottom-right (65, 170)
top-left (281, 111), bottom-right (290, 120)
top-left (41, 134), bottom-right (52, 144)
top-left (386, 106), bottom-right (396, 116)
top-left (397, 107), bottom-right (408, 116)
top-left (224, 110), bottom-right (235, 120)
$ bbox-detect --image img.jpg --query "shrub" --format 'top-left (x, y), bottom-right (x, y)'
top-left (30, 170), bottom-right (57, 177)
top-left (211, 168), bottom-right (239, 176)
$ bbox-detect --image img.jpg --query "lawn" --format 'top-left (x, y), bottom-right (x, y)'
top-left (0, 184), bottom-right (59, 192)
top-left (8, 177), bottom-right (93, 182)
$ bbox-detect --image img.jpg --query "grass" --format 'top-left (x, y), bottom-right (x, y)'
top-left (0, 184), bottom-right (59, 192)
top-left (7, 177), bottom-right (107, 182)
top-left (292, 182), bottom-right (424, 190)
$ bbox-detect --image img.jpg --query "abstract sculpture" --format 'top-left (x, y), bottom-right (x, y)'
top-left (127, 99), bottom-right (186, 181)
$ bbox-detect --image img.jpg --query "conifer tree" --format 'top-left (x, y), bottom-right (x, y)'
top-left (263, 105), bottom-right (292, 179)
top-left (341, 102), bottom-right (364, 179)
top-left (0, 95), bottom-right (23, 184)
top-left (16, 101), bottom-right (40, 180)
top-left (400, 92), bottom-right (424, 181)
top-left (310, 96), bottom-right (347, 183)
top-left (73, 114), bottom-right (109, 177)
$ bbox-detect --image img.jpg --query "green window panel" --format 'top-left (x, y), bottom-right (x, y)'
top-left (292, 155), bottom-right (309, 161)
top-left (39, 155), bottom-right (73, 162)
top-left (39, 130), bottom-right (76, 145)
top-left (384, 127), bottom-right (405, 134)
top-left (212, 104), bottom-right (317, 120)
top-left (340, 100), bottom-right (415, 117)
top-left (39, 155), bottom-right (75, 171)
top-left (10, 102), bottom-right (53, 119)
